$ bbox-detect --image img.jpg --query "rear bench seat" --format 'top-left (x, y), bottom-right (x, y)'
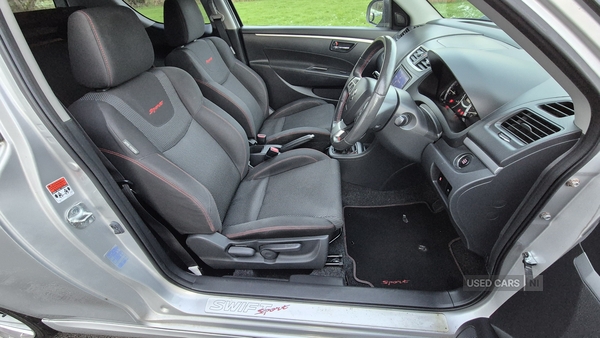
top-left (15, 7), bottom-right (89, 106)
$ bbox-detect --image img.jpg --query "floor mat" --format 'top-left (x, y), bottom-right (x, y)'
top-left (449, 238), bottom-right (488, 278)
top-left (344, 204), bottom-right (463, 291)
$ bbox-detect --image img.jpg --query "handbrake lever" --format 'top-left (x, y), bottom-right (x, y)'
top-left (280, 134), bottom-right (315, 152)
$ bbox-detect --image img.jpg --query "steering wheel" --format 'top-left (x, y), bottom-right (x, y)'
top-left (331, 35), bottom-right (397, 151)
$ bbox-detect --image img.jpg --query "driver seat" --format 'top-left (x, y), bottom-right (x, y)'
top-left (163, 0), bottom-right (335, 148)
top-left (67, 7), bottom-right (343, 269)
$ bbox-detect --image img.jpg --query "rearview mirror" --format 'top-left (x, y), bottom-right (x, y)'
top-left (366, 0), bottom-right (385, 26)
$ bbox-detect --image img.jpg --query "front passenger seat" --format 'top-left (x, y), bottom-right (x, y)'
top-left (163, 0), bottom-right (335, 148)
top-left (67, 6), bottom-right (343, 269)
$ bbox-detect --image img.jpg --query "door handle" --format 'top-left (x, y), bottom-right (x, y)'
top-left (330, 41), bottom-right (356, 52)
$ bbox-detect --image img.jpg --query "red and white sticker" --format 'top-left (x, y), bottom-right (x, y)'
top-left (46, 177), bottom-right (74, 203)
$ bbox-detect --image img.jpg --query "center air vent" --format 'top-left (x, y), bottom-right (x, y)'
top-left (501, 110), bottom-right (561, 144)
top-left (539, 102), bottom-right (574, 118)
top-left (409, 46), bottom-right (430, 71)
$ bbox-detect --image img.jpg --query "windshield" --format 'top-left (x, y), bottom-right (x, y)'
top-left (428, 0), bottom-right (486, 19)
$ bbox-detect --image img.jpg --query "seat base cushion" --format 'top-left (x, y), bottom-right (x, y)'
top-left (223, 149), bottom-right (343, 240)
top-left (260, 98), bottom-right (334, 145)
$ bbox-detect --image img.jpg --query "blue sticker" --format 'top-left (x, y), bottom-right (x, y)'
top-left (105, 245), bottom-right (129, 269)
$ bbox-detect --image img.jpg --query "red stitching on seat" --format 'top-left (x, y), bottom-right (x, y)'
top-left (101, 149), bottom-right (216, 232)
top-left (80, 11), bottom-right (113, 86)
top-left (225, 225), bottom-right (334, 239)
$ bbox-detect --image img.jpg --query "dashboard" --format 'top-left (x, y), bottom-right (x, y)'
top-left (376, 19), bottom-right (582, 258)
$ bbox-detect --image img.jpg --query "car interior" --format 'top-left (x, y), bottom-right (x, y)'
top-left (9, 0), bottom-right (582, 308)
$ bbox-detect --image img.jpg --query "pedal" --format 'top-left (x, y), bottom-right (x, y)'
top-left (326, 254), bottom-right (343, 266)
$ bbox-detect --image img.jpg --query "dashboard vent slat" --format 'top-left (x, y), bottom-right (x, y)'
top-left (539, 102), bottom-right (574, 118)
top-left (409, 46), bottom-right (430, 71)
top-left (501, 110), bottom-right (561, 144)
top-left (395, 27), bottom-right (410, 40)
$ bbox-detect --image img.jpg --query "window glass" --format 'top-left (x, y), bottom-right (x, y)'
top-left (232, 0), bottom-right (375, 27)
top-left (123, 0), bottom-right (209, 23)
top-left (428, 0), bottom-right (485, 19)
top-left (9, 0), bottom-right (55, 13)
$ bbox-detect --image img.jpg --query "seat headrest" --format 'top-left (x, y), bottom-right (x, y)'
top-left (68, 7), bottom-right (154, 89)
top-left (164, 0), bottom-right (205, 47)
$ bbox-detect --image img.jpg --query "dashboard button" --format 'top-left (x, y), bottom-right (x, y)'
top-left (456, 154), bottom-right (473, 168)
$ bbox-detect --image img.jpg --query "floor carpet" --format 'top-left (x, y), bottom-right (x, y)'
top-left (344, 204), bottom-right (464, 290)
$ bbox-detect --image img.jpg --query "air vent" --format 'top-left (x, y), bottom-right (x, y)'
top-left (501, 110), bottom-right (561, 144)
top-left (539, 102), bottom-right (574, 118)
top-left (409, 47), bottom-right (430, 71)
top-left (395, 27), bottom-right (411, 40)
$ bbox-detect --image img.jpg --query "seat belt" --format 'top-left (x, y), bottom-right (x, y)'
top-left (208, 0), bottom-right (236, 55)
top-left (97, 151), bottom-right (202, 276)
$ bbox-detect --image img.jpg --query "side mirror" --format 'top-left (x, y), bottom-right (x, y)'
top-left (366, 0), bottom-right (385, 26)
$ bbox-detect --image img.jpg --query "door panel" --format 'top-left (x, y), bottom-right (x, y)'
top-left (242, 27), bottom-right (395, 109)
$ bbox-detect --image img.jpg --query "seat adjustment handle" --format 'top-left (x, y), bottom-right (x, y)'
top-left (260, 243), bottom-right (302, 252)
top-left (227, 246), bottom-right (256, 257)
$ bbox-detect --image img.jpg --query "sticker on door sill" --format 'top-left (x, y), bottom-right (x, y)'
top-left (105, 245), bottom-right (129, 269)
top-left (46, 177), bottom-right (74, 203)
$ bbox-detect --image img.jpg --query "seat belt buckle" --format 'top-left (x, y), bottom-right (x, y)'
top-left (256, 134), bottom-right (267, 145)
top-left (265, 146), bottom-right (280, 160)
top-left (257, 133), bottom-right (267, 145)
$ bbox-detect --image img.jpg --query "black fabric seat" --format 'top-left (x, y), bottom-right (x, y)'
top-left (163, 0), bottom-right (335, 147)
top-left (67, 7), bottom-right (343, 269)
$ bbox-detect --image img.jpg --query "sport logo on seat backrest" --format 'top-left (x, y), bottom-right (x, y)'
top-left (149, 100), bottom-right (164, 115)
top-left (206, 57), bottom-right (213, 64)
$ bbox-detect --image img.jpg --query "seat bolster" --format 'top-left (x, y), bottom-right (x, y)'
top-left (103, 149), bottom-right (222, 235)
top-left (231, 59), bottom-right (270, 120)
top-left (165, 48), bottom-right (259, 138)
top-left (246, 149), bottom-right (330, 181)
top-left (156, 67), bottom-right (205, 113)
top-left (159, 67), bottom-right (249, 177)
top-left (270, 98), bottom-right (330, 119)
top-left (204, 36), bottom-right (237, 69)
top-left (192, 100), bottom-right (250, 178)
top-left (222, 216), bottom-right (337, 240)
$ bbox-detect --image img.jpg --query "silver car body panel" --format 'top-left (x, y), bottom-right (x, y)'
top-left (0, 0), bottom-right (599, 337)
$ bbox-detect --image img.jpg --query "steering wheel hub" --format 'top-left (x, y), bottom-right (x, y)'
top-left (343, 78), bottom-right (376, 124)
